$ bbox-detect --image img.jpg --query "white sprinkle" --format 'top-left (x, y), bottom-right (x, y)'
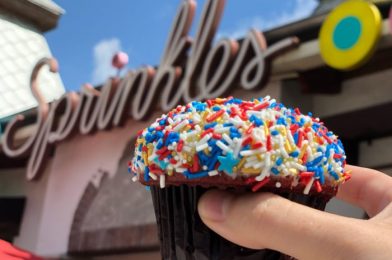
top-left (197, 133), bottom-right (212, 146)
top-left (275, 182), bottom-right (282, 188)
top-left (202, 165), bottom-right (208, 170)
top-left (214, 127), bottom-right (230, 133)
top-left (208, 170), bottom-right (219, 176)
top-left (222, 133), bottom-right (233, 145)
top-left (186, 130), bottom-right (198, 138)
top-left (252, 161), bottom-right (264, 169)
top-left (195, 125), bottom-right (202, 131)
top-left (167, 117), bottom-right (174, 125)
top-left (175, 168), bottom-right (187, 173)
top-left (149, 172), bottom-right (158, 180)
top-left (160, 175), bottom-right (166, 188)
top-left (216, 140), bottom-right (233, 153)
top-left (329, 149), bottom-right (335, 162)
top-left (292, 162), bottom-right (307, 172)
top-left (228, 117), bottom-right (244, 127)
top-left (193, 113), bottom-right (201, 123)
top-left (173, 119), bottom-right (189, 132)
top-left (246, 156), bottom-right (258, 162)
top-left (256, 171), bottom-right (269, 181)
top-left (132, 176), bottom-right (138, 182)
top-left (240, 149), bottom-right (264, 156)
top-left (303, 177), bottom-right (314, 195)
top-left (233, 138), bottom-right (242, 158)
top-left (183, 146), bottom-right (192, 152)
top-left (196, 143), bottom-right (209, 152)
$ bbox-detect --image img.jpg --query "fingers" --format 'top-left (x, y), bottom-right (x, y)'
top-left (337, 165), bottom-right (392, 217)
top-left (198, 190), bottom-right (361, 260)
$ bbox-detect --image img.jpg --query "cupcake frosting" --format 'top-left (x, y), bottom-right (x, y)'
top-left (130, 96), bottom-right (350, 194)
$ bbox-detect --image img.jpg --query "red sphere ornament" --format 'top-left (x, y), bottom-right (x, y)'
top-left (112, 52), bottom-right (129, 69)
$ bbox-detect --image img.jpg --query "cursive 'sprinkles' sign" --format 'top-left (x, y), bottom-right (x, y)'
top-left (2, 0), bottom-right (299, 181)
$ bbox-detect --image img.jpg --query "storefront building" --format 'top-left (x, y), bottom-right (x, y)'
top-left (1, 0), bottom-right (392, 259)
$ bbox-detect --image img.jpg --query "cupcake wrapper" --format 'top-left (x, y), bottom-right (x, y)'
top-left (150, 185), bottom-right (329, 260)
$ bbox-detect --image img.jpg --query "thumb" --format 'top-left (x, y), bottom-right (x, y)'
top-left (198, 189), bottom-right (362, 260)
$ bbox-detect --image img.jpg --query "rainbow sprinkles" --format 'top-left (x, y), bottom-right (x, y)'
top-left (130, 96), bottom-right (351, 194)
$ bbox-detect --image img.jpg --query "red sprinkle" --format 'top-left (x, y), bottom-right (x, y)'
top-left (230, 107), bottom-right (237, 117)
top-left (212, 133), bottom-right (222, 139)
top-left (201, 128), bottom-right (214, 138)
top-left (297, 130), bottom-right (304, 147)
top-left (206, 110), bottom-right (225, 122)
top-left (207, 100), bottom-right (214, 107)
top-left (300, 172), bottom-right (314, 178)
top-left (238, 111), bottom-right (248, 120)
top-left (333, 154), bottom-right (342, 159)
top-left (302, 152), bottom-right (308, 163)
top-left (137, 129), bottom-right (144, 136)
top-left (159, 150), bottom-right (171, 161)
top-left (252, 142), bottom-right (263, 149)
top-left (177, 139), bottom-right (184, 152)
top-left (170, 158), bottom-right (177, 164)
top-left (192, 154), bottom-right (200, 172)
top-left (343, 172), bottom-right (351, 181)
top-left (182, 163), bottom-right (191, 168)
top-left (242, 136), bottom-right (253, 146)
top-left (246, 124), bottom-right (255, 135)
top-left (294, 108), bottom-right (301, 115)
top-left (266, 135), bottom-right (272, 151)
top-left (251, 177), bottom-right (270, 192)
top-left (290, 124), bottom-right (299, 135)
top-left (253, 102), bottom-right (269, 110)
top-left (323, 134), bottom-right (333, 144)
top-left (245, 177), bottom-right (257, 184)
top-left (156, 147), bottom-right (168, 155)
top-left (315, 180), bottom-right (322, 192)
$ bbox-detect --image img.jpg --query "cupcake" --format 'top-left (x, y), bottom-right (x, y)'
top-left (130, 96), bottom-right (350, 260)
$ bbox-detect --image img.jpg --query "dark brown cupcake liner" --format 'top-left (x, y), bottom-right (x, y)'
top-left (150, 185), bottom-right (330, 260)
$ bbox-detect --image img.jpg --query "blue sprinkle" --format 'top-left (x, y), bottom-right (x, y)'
top-left (271, 167), bottom-right (279, 175)
top-left (212, 106), bottom-right (221, 111)
top-left (186, 171), bottom-right (209, 179)
top-left (242, 144), bottom-right (251, 151)
top-left (276, 117), bottom-right (287, 126)
top-left (223, 122), bottom-right (234, 127)
top-left (249, 115), bottom-right (263, 126)
top-left (225, 98), bottom-right (242, 104)
top-left (290, 151), bottom-right (299, 157)
top-left (144, 167), bottom-right (150, 182)
top-left (145, 186), bottom-right (151, 191)
top-left (319, 170), bottom-right (325, 184)
top-left (329, 171), bottom-right (339, 180)
top-left (308, 112), bottom-right (313, 117)
top-left (293, 132), bottom-right (299, 144)
top-left (308, 156), bottom-right (323, 166)
top-left (159, 118), bottom-right (167, 125)
top-left (271, 130), bottom-right (280, 136)
top-left (276, 157), bottom-right (283, 166)
top-left (204, 122), bottom-right (217, 129)
top-left (156, 139), bottom-right (164, 149)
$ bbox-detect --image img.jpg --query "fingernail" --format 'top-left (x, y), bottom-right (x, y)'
top-left (198, 190), bottom-right (232, 222)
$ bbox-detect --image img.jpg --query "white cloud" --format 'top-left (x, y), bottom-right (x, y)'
top-left (217, 0), bottom-right (318, 39)
top-left (92, 38), bottom-right (122, 84)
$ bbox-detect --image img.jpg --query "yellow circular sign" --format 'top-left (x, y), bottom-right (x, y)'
top-left (319, 0), bottom-right (382, 70)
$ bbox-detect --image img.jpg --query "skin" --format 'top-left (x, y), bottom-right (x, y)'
top-left (198, 165), bottom-right (392, 260)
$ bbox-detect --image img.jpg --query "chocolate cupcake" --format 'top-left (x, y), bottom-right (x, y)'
top-left (130, 96), bottom-right (350, 260)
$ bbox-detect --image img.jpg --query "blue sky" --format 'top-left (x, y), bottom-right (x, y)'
top-left (46, 0), bottom-right (318, 92)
